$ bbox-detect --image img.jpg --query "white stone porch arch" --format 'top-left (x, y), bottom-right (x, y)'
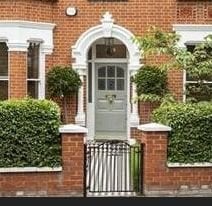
top-left (72, 12), bottom-right (141, 128)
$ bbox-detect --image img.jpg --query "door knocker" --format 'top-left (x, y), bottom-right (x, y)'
top-left (105, 94), bottom-right (116, 104)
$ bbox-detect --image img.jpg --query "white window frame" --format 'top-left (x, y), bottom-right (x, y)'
top-left (27, 42), bottom-right (42, 99)
top-left (173, 24), bottom-right (212, 102)
top-left (185, 42), bottom-right (212, 101)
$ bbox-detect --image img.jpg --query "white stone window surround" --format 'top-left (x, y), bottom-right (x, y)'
top-left (173, 24), bottom-right (212, 102)
top-left (0, 20), bottom-right (56, 99)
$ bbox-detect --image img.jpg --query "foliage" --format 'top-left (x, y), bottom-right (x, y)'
top-left (47, 65), bottom-right (82, 98)
top-left (0, 98), bottom-right (61, 167)
top-left (133, 27), bottom-right (212, 102)
top-left (153, 102), bottom-right (212, 163)
top-left (132, 65), bottom-right (169, 102)
top-left (47, 66), bottom-right (82, 123)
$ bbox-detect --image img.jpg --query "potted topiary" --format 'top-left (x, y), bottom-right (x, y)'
top-left (47, 65), bottom-right (82, 123)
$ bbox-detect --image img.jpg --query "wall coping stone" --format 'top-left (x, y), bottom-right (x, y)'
top-left (59, 124), bottom-right (88, 134)
top-left (0, 167), bottom-right (62, 173)
top-left (138, 123), bottom-right (172, 132)
top-left (167, 162), bottom-right (212, 168)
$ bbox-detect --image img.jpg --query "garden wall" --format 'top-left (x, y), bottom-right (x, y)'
top-left (136, 123), bottom-right (212, 196)
top-left (0, 124), bottom-right (87, 197)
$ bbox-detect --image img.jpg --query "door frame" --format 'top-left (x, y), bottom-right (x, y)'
top-left (86, 41), bottom-right (130, 140)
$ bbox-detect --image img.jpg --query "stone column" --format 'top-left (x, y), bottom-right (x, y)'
top-left (130, 70), bottom-right (140, 127)
top-left (75, 73), bottom-right (85, 126)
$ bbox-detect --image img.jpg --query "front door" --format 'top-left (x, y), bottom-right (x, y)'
top-left (95, 63), bottom-right (127, 139)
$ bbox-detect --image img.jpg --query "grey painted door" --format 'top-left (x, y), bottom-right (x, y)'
top-left (95, 63), bottom-right (127, 138)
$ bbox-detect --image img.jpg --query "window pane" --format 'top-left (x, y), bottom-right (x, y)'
top-left (88, 47), bottom-right (92, 60)
top-left (117, 79), bottom-right (124, 90)
top-left (98, 67), bottom-right (106, 77)
top-left (28, 43), bottom-right (39, 79)
top-left (0, 81), bottom-right (8, 100)
top-left (96, 44), bottom-right (127, 58)
top-left (117, 67), bottom-right (124, 77)
top-left (107, 79), bottom-right (115, 90)
top-left (0, 43), bottom-right (8, 77)
top-left (107, 66), bottom-right (115, 77)
top-left (98, 79), bottom-right (105, 90)
top-left (27, 81), bottom-right (39, 99)
top-left (186, 72), bottom-right (212, 82)
top-left (186, 83), bottom-right (212, 102)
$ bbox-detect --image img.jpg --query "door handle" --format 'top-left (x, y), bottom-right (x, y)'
top-left (105, 94), bottom-right (116, 104)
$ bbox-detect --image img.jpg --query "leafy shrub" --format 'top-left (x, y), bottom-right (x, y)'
top-left (47, 65), bottom-right (82, 123)
top-left (0, 98), bottom-right (61, 167)
top-left (153, 102), bottom-right (212, 163)
top-left (47, 66), bottom-right (82, 98)
top-left (132, 65), bottom-right (168, 102)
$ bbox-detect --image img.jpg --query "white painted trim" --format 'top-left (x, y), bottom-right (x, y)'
top-left (173, 24), bottom-right (212, 102)
top-left (72, 12), bottom-right (141, 71)
top-left (138, 123), bottom-right (172, 132)
top-left (0, 20), bottom-right (55, 30)
top-left (0, 20), bottom-right (56, 100)
top-left (72, 12), bottom-right (141, 139)
top-left (59, 124), bottom-right (88, 134)
top-left (167, 162), bottom-right (212, 168)
top-left (173, 24), bottom-right (212, 32)
top-left (0, 20), bottom-right (55, 52)
top-left (0, 167), bottom-right (62, 173)
top-left (173, 24), bottom-right (212, 48)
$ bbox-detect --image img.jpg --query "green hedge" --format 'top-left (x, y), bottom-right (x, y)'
top-left (0, 99), bottom-right (61, 167)
top-left (152, 102), bottom-right (212, 163)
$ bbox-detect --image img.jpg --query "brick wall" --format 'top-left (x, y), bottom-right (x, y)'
top-left (138, 101), bottom-right (161, 124)
top-left (137, 124), bottom-right (212, 196)
top-left (0, 131), bottom-right (85, 197)
top-left (9, 52), bottom-right (27, 99)
top-left (177, 1), bottom-right (212, 24)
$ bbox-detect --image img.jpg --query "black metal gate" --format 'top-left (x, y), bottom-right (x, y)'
top-left (84, 140), bottom-right (143, 197)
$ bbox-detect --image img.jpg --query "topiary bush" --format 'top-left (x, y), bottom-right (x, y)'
top-left (152, 102), bottom-right (212, 163)
top-left (132, 65), bottom-right (168, 102)
top-left (47, 65), bottom-right (82, 123)
top-left (0, 98), bottom-right (61, 167)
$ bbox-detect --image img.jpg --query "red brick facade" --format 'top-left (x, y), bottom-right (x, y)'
top-left (1, 0), bottom-right (211, 123)
top-left (9, 52), bottom-right (27, 99)
top-left (0, 132), bottom-right (84, 197)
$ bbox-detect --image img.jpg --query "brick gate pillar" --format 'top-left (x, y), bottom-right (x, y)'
top-left (59, 124), bottom-right (88, 196)
top-left (137, 123), bottom-right (171, 195)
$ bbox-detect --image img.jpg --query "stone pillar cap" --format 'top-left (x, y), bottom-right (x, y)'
top-left (59, 124), bottom-right (88, 134)
top-left (138, 123), bottom-right (172, 132)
